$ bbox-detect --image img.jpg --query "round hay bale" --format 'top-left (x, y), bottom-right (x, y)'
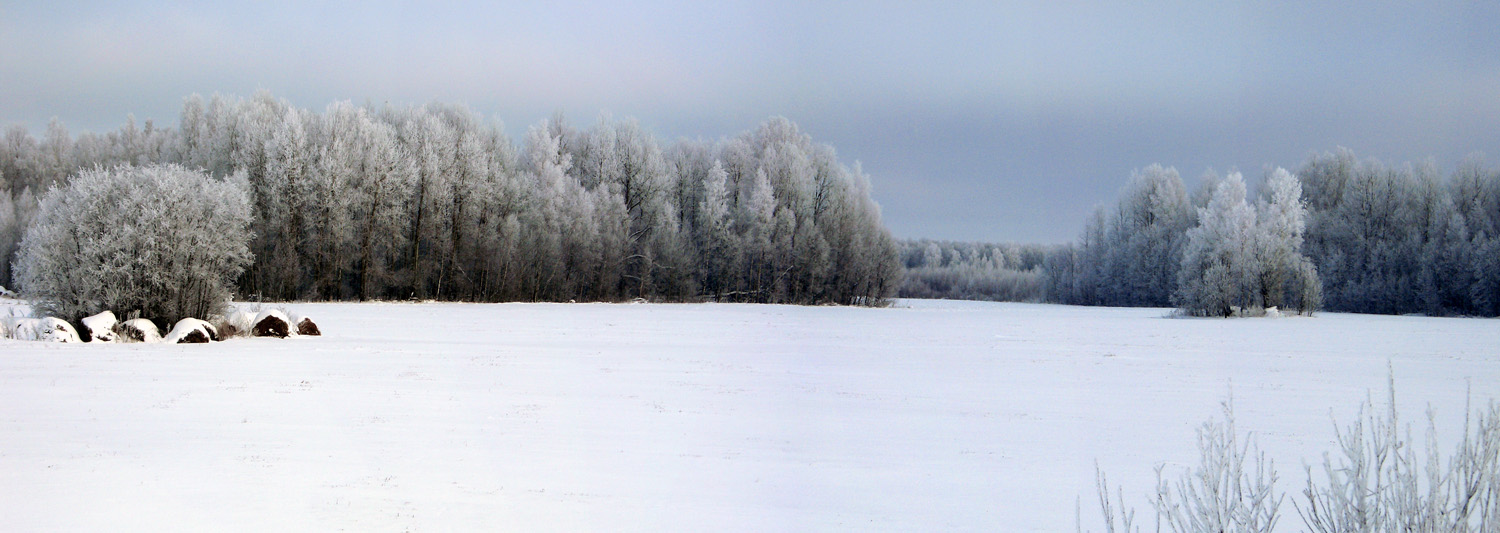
top-left (289, 312), bottom-right (321, 336)
top-left (41, 318), bottom-right (80, 343)
top-left (165, 318), bottom-right (216, 344)
top-left (114, 318), bottom-right (163, 343)
top-left (6, 317), bottom-right (80, 342)
top-left (180, 329), bottom-right (210, 343)
top-left (252, 309), bottom-right (290, 338)
top-left (81, 311), bottom-right (118, 343)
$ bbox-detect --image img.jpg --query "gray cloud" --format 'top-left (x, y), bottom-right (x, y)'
top-left (3, 0), bottom-right (1497, 242)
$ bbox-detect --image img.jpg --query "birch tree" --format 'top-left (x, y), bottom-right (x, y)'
top-left (1177, 173), bottom-right (1257, 316)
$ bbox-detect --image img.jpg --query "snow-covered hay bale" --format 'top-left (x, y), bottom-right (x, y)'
top-left (6, 317), bottom-right (81, 343)
top-left (46, 318), bottom-right (80, 343)
top-left (174, 329), bottom-right (210, 344)
top-left (289, 312), bottom-right (320, 336)
top-left (223, 308), bottom-right (255, 338)
top-left (165, 318), bottom-right (217, 344)
top-left (114, 318), bottom-right (163, 343)
top-left (252, 309), bottom-right (290, 338)
top-left (39, 317), bottom-right (80, 343)
top-left (81, 311), bottom-right (118, 343)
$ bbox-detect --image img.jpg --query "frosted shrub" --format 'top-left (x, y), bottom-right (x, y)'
top-left (1152, 397), bottom-right (1282, 533)
top-left (1297, 380), bottom-right (1500, 532)
top-left (1089, 379), bottom-right (1500, 532)
top-left (13, 164), bottom-right (253, 330)
top-left (1086, 397), bottom-right (1281, 533)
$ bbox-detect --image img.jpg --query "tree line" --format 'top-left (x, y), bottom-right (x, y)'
top-left (896, 239), bottom-right (1048, 302)
top-left (1046, 152), bottom-right (1499, 316)
top-left (898, 150), bottom-right (1500, 317)
top-left (0, 92), bottom-right (901, 305)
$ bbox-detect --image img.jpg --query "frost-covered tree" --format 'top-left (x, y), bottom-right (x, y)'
top-left (1, 94), bottom-right (902, 306)
top-left (471, 123), bottom-right (523, 300)
top-left (347, 111), bottom-right (415, 301)
top-left (1461, 157), bottom-right (1500, 316)
top-left (0, 190), bottom-right (18, 289)
top-left (1176, 173), bottom-right (1258, 316)
top-left (304, 104), bottom-right (362, 299)
top-left (1310, 158), bottom-right (1432, 314)
top-left (519, 120), bottom-right (585, 300)
top-left (1474, 237), bottom-right (1500, 316)
top-left (2, 125), bottom-right (40, 193)
top-left (696, 160), bottom-right (738, 298)
top-left (1043, 150), bottom-right (1500, 316)
top-left (572, 116), bottom-right (677, 297)
top-left (1172, 169), bottom-right (1320, 317)
top-left (178, 94), bottom-right (209, 171)
top-left (1102, 165), bottom-right (1194, 306)
top-left (667, 140), bottom-right (714, 232)
top-left (254, 107), bottom-right (312, 299)
top-left (1253, 168), bottom-right (1320, 313)
top-left (1042, 206), bottom-right (1109, 306)
top-left (13, 164), bottom-right (253, 329)
top-left (741, 167), bottom-right (778, 300)
top-left (38, 118), bottom-right (73, 189)
top-left (392, 109), bottom-right (456, 298)
top-left (899, 239), bottom-right (1050, 302)
top-left (1041, 165), bottom-right (1196, 308)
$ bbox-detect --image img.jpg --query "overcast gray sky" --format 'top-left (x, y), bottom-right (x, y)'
top-left (3, 1), bottom-right (1498, 243)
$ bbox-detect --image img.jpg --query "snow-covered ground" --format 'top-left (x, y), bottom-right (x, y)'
top-left (1, 298), bottom-right (1497, 531)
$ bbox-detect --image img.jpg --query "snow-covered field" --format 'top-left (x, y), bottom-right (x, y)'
top-left (1, 298), bottom-right (1497, 531)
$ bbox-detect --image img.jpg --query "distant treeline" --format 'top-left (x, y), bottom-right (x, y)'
top-left (0, 92), bottom-right (901, 305)
top-left (896, 240), bottom-right (1050, 302)
top-left (1047, 151), bottom-right (1499, 316)
top-left (900, 149), bottom-right (1500, 317)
